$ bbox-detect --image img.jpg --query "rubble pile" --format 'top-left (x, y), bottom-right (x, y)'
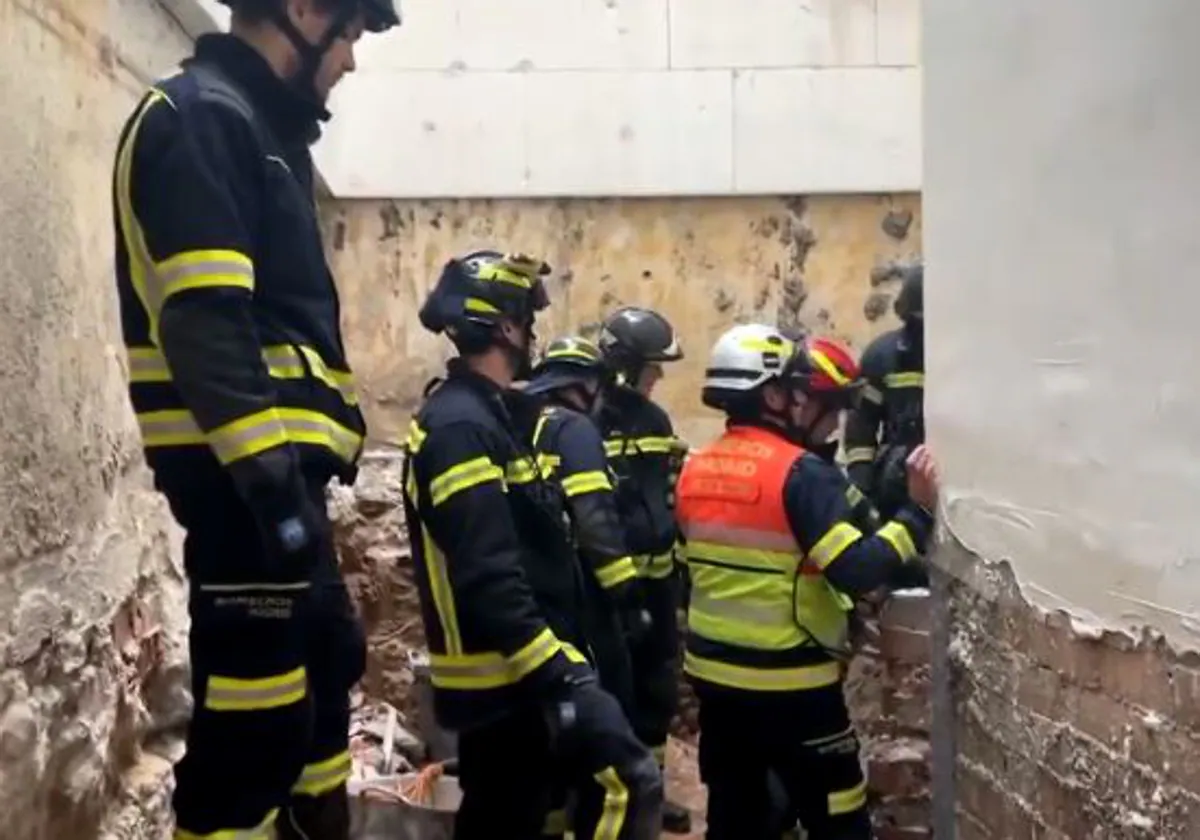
top-left (329, 449), bottom-right (424, 721)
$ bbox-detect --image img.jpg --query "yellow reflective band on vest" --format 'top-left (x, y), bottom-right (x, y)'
top-left (682, 521), bottom-right (851, 659)
top-left (291, 749), bottom-right (352, 797)
top-left (127, 344), bottom-right (359, 406)
top-left (174, 808), bottom-right (278, 840)
top-left (204, 666), bottom-right (307, 712)
top-left (428, 628), bottom-right (582, 690)
top-left (683, 651), bottom-right (842, 693)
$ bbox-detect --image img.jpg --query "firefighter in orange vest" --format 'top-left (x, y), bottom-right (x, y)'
top-left (674, 324), bottom-right (939, 840)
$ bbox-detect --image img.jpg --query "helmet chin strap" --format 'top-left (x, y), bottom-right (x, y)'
top-left (498, 323), bottom-right (535, 380)
top-left (269, 4), bottom-right (356, 104)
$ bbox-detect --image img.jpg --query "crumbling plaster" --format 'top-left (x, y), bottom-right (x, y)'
top-left (0, 1), bottom-right (191, 837)
top-left (924, 0), bottom-right (1200, 647)
top-left (320, 193), bottom-right (922, 448)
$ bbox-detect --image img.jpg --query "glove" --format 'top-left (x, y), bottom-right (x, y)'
top-left (888, 554), bottom-right (930, 590)
top-left (611, 580), bottom-right (653, 646)
top-left (229, 451), bottom-right (326, 581)
top-left (540, 670), bottom-right (598, 757)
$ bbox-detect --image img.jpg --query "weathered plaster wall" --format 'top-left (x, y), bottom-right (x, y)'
top-left (322, 194), bottom-right (922, 446)
top-left (0, 1), bottom-right (191, 837)
top-left (924, 0), bottom-right (1200, 835)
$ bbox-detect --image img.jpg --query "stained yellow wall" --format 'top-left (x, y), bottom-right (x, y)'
top-left (322, 194), bottom-right (922, 445)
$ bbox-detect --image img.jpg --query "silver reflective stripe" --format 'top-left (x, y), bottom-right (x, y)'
top-left (159, 256), bottom-right (253, 295)
top-left (681, 520), bottom-right (799, 553)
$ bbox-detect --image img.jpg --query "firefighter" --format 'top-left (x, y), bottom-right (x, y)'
top-left (403, 251), bottom-right (663, 840)
top-left (523, 335), bottom-right (657, 839)
top-left (675, 324), bottom-right (939, 840)
top-left (595, 306), bottom-right (693, 834)
top-left (524, 335), bottom-right (652, 715)
top-left (111, 2), bottom-right (399, 838)
top-left (845, 263), bottom-right (925, 518)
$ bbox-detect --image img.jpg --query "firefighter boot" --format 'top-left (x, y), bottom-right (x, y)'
top-left (277, 787), bottom-right (350, 840)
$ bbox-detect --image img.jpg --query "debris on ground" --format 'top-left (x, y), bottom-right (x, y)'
top-left (349, 692), bottom-right (426, 783)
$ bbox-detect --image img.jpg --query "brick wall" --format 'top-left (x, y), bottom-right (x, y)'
top-left (941, 539), bottom-right (1200, 840)
top-left (848, 593), bottom-right (933, 839)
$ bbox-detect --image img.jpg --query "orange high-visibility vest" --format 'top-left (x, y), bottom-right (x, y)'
top-left (675, 424), bottom-right (847, 692)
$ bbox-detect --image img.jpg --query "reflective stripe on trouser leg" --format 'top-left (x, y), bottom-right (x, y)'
top-left (280, 561), bottom-right (366, 840)
top-left (562, 681), bottom-right (664, 840)
top-left (171, 581), bottom-right (311, 838)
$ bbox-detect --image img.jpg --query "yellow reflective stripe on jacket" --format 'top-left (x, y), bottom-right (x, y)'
top-left (127, 344), bottom-right (359, 406)
top-left (594, 555), bottom-right (639, 589)
top-left (405, 464), bottom-right (465, 655)
top-left (635, 550), bottom-right (679, 580)
top-left (428, 628), bottom-right (570, 690)
top-left (204, 666), bottom-right (307, 712)
top-left (291, 749), bottom-right (352, 797)
top-left (115, 88), bottom-right (174, 347)
top-left (137, 407), bottom-right (363, 464)
top-left (505, 456), bottom-right (545, 485)
top-left (207, 408), bottom-right (289, 464)
top-left (876, 520), bottom-right (918, 561)
top-left (561, 469), bottom-right (612, 497)
top-left (604, 435), bottom-right (677, 457)
top-left (828, 780), bottom-right (868, 815)
top-left (807, 522), bottom-right (863, 570)
top-left (429, 456), bottom-right (505, 506)
top-left (844, 446), bottom-right (876, 465)
top-left (593, 765), bottom-right (631, 840)
top-left (884, 371), bottom-right (924, 389)
top-left (174, 808), bottom-right (278, 840)
top-left (156, 248), bottom-right (253, 300)
top-left (405, 419), bottom-right (427, 453)
top-left (683, 651), bottom-right (842, 693)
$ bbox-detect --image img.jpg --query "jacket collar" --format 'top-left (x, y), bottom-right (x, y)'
top-left (190, 34), bottom-right (329, 146)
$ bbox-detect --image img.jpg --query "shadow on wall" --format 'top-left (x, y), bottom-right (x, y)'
top-left (320, 194), bottom-right (922, 447)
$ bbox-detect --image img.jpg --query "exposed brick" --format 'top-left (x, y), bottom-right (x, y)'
top-left (879, 592), bottom-right (931, 633)
top-left (945, 544), bottom-right (1200, 840)
top-left (879, 626), bottom-right (930, 665)
top-left (872, 796), bottom-right (929, 829)
top-left (866, 738), bottom-right (930, 800)
top-left (956, 809), bottom-right (993, 840)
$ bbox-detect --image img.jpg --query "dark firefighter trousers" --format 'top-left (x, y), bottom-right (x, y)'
top-left (167, 477), bottom-right (366, 840)
top-left (455, 676), bottom-right (664, 840)
top-left (629, 570), bottom-right (681, 768)
top-left (695, 681), bottom-right (871, 840)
